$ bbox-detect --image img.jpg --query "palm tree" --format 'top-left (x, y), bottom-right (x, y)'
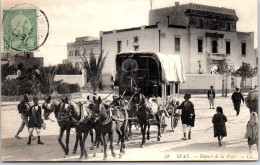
top-left (80, 49), bottom-right (107, 92)
top-left (37, 65), bottom-right (57, 95)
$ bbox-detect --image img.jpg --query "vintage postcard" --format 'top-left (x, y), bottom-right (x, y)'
top-left (1, 0), bottom-right (258, 162)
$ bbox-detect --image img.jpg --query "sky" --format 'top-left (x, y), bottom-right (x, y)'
top-left (1, 0), bottom-right (258, 66)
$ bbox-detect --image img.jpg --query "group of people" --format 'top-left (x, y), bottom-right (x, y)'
top-left (15, 84), bottom-right (257, 152)
top-left (15, 94), bottom-right (44, 145)
top-left (207, 85), bottom-right (245, 116)
top-left (176, 85), bottom-right (258, 148)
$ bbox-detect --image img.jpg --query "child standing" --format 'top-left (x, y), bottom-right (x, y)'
top-left (27, 97), bottom-right (44, 145)
top-left (212, 106), bottom-right (227, 146)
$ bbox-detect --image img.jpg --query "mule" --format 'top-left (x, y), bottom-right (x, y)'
top-left (132, 92), bottom-right (163, 148)
top-left (91, 96), bottom-right (128, 160)
top-left (70, 100), bottom-right (102, 159)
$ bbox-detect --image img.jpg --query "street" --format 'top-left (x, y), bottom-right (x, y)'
top-left (1, 94), bottom-right (258, 161)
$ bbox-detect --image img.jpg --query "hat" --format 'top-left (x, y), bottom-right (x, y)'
top-left (184, 92), bottom-right (191, 99)
top-left (47, 96), bottom-right (52, 100)
top-left (33, 97), bottom-right (38, 101)
top-left (23, 94), bottom-right (29, 102)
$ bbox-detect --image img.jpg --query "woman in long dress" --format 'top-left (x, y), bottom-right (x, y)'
top-left (212, 106), bottom-right (227, 146)
top-left (245, 111), bottom-right (258, 153)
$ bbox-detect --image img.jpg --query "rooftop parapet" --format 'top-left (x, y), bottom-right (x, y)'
top-left (151, 2), bottom-right (236, 15)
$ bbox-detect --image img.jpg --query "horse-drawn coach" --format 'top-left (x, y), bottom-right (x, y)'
top-left (113, 51), bottom-right (186, 143)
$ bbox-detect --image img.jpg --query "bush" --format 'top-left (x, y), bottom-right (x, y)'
top-left (56, 82), bottom-right (80, 94)
top-left (68, 83), bottom-right (80, 93)
top-left (1, 78), bottom-right (34, 95)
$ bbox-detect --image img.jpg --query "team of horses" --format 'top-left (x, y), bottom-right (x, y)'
top-left (42, 91), bottom-right (168, 160)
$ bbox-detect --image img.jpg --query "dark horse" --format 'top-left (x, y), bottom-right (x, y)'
top-left (70, 100), bottom-right (102, 159)
top-left (91, 96), bottom-right (128, 160)
top-left (44, 97), bottom-right (93, 158)
top-left (132, 92), bottom-right (163, 148)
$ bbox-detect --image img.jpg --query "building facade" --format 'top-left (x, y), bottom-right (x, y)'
top-left (100, 2), bottom-right (255, 93)
top-left (1, 51), bottom-right (43, 68)
top-left (63, 36), bottom-right (101, 70)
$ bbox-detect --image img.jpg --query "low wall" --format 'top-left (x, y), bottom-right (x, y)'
top-left (179, 74), bottom-right (228, 94)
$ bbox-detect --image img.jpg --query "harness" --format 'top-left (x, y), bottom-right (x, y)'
top-left (95, 104), bottom-right (127, 125)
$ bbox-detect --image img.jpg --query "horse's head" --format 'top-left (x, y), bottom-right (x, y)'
top-left (57, 97), bottom-right (73, 118)
top-left (132, 92), bottom-right (145, 106)
top-left (90, 95), bottom-right (105, 123)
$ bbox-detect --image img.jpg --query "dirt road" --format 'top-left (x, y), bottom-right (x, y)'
top-left (1, 95), bottom-right (258, 161)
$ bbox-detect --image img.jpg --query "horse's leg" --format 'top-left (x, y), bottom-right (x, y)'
top-left (102, 133), bottom-right (108, 160)
top-left (58, 128), bottom-right (66, 157)
top-left (116, 129), bottom-right (124, 158)
top-left (140, 122), bottom-right (145, 148)
top-left (143, 122), bottom-right (147, 145)
top-left (73, 127), bottom-right (79, 154)
top-left (93, 128), bottom-right (101, 157)
top-left (89, 129), bottom-right (94, 150)
top-left (109, 129), bottom-right (116, 158)
top-left (65, 128), bottom-right (71, 157)
top-left (119, 122), bottom-right (127, 158)
top-left (116, 129), bottom-right (121, 146)
top-left (147, 120), bottom-right (150, 140)
top-left (157, 115), bottom-right (161, 141)
top-left (129, 120), bottom-right (132, 140)
top-left (82, 131), bottom-right (89, 158)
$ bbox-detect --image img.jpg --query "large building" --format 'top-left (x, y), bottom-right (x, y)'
top-left (100, 2), bottom-right (256, 93)
top-left (63, 36), bottom-right (101, 70)
top-left (1, 51), bottom-right (43, 68)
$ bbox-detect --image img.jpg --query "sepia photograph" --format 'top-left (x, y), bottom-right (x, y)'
top-left (1, 0), bottom-right (258, 162)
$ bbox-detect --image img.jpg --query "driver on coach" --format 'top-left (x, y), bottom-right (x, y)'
top-left (121, 55), bottom-right (139, 81)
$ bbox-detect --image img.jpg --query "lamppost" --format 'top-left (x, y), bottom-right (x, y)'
top-left (198, 60), bottom-right (201, 74)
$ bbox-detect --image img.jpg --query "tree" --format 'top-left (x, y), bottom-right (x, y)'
top-left (232, 62), bottom-right (256, 92)
top-left (80, 50), bottom-right (107, 92)
top-left (37, 65), bottom-right (58, 95)
top-left (215, 58), bottom-right (234, 97)
top-left (1, 64), bottom-right (17, 82)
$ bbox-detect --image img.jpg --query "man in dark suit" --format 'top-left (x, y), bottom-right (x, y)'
top-left (208, 86), bottom-right (216, 109)
top-left (232, 88), bottom-right (244, 116)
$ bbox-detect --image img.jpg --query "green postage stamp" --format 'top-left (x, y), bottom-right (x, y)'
top-left (3, 9), bottom-right (38, 51)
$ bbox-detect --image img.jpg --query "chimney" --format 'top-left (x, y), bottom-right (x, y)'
top-left (175, 2), bottom-right (179, 6)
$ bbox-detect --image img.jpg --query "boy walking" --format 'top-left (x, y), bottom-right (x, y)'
top-left (27, 97), bottom-right (44, 145)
